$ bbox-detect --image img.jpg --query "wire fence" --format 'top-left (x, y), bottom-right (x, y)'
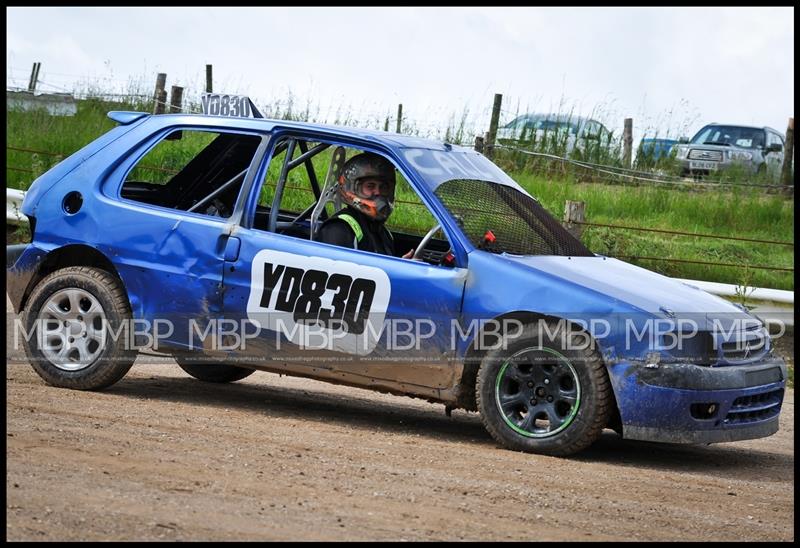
top-left (573, 220), bottom-right (793, 247)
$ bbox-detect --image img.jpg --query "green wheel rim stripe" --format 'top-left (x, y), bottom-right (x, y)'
top-left (494, 346), bottom-right (581, 438)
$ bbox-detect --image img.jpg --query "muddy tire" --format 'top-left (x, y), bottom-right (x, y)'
top-left (476, 322), bottom-right (613, 456)
top-left (176, 359), bottom-right (255, 383)
top-left (22, 266), bottom-right (137, 390)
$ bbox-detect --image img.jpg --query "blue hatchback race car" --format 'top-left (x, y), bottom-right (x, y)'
top-left (7, 97), bottom-right (787, 456)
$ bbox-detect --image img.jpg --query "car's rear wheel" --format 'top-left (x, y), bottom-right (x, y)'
top-left (476, 322), bottom-right (613, 456)
top-left (22, 266), bottom-right (137, 390)
top-left (175, 359), bottom-right (255, 383)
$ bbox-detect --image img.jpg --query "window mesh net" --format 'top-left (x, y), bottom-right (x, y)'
top-left (435, 179), bottom-right (593, 257)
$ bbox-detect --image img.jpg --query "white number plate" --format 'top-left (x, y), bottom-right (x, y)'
top-left (689, 160), bottom-right (718, 170)
top-left (201, 93), bottom-right (262, 118)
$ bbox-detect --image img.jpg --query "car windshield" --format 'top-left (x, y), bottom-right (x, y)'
top-left (690, 126), bottom-right (766, 149)
top-left (434, 179), bottom-right (593, 257)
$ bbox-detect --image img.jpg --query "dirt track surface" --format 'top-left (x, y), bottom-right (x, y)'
top-left (6, 306), bottom-right (795, 541)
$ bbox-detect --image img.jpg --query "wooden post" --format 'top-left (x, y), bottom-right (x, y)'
top-left (154, 90), bottom-right (167, 115)
top-left (623, 118), bottom-right (633, 168)
top-left (474, 135), bottom-right (485, 153)
top-left (205, 64), bottom-right (213, 93)
top-left (33, 62), bottom-right (41, 92)
top-left (153, 73), bottom-right (167, 114)
top-left (563, 200), bottom-right (585, 240)
top-left (486, 93), bottom-right (503, 158)
top-left (27, 62), bottom-right (41, 92)
top-left (781, 117), bottom-right (794, 186)
top-left (169, 85), bottom-right (184, 113)
top-left (396, 104), bottom-right (403, 133)
top-left (383, 115), bottom-right (389, 132)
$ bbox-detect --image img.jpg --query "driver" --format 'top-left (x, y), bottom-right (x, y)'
top-left (318, 152), bottom-right (414, 258)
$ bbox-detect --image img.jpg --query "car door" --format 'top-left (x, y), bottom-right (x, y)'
top-left (106, 125), bottom-right (264, 351)
top-left (220, 134), bottom-right (467, 392)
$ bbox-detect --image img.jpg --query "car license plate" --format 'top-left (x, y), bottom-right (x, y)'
top-left (689, 160), bottom-right (718, 170)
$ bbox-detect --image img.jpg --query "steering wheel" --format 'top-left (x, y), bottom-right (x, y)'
top-left (413, 223), bottom-right (451, 263)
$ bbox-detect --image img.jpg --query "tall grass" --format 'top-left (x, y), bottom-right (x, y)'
top-left (511, 171), bottom-right (794, 290)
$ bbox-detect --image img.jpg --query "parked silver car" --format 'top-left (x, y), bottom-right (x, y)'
top-left (496, 113), bottom-right (616, 157)
top-left (674, 124), bottom-right (785, 179)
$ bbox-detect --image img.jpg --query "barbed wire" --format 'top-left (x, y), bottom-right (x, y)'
top-left (7, 145), bottom-right (65, 157)
top-left (575, 220), bottom-right (793, 247)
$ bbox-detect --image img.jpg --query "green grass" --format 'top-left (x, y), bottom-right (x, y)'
top-left (6, 98), bottom-right (151, 190)
top-left (507, 170), bottom-right (794, 289)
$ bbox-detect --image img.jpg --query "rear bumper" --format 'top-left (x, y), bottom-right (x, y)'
top-left (7, 244), bottom-right (28, 269)
top-left (609, 358), bottom-right (787, 445)
top-left (6, 244), bottom-right (45, 314)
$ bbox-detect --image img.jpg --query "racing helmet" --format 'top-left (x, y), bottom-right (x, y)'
top-left (337, 152), bottom-right (396, 221)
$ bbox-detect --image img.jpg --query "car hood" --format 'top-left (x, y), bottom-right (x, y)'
top-left (502, 254), bottom-right (747, 320)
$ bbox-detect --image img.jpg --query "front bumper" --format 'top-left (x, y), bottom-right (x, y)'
top-left (608, 357), bottom-right (786, 444)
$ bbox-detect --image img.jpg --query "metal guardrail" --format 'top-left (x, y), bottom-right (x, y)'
top-left (7, 188), bottom-right (27, 225)
top-left (674, 278), bottom-right (793, 305)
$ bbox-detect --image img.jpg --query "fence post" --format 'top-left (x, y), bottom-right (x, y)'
top-left (153, 73), bottom-right (167, 114)
top-left (27, 62), bottom-right (41, 92)
top-left (563, 200), bottom-right (585, 240)
top-left (205, 64), bottom-right (213, 93)
top-left (474, 135), bottom-right (485, 153)
top-left (486, 93), bottom-right (503, 159)
top-left (396, 104), bottom-right (403, 133)
top-left (623, 118), bottom-right (633, 168)
top-left (781, 117), bottom-right (794, 186)
top-left (169, 85), bottom-right (184, 113)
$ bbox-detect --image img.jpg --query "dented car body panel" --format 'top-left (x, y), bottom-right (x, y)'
top-left (9, 111), bottom-right (786, 448)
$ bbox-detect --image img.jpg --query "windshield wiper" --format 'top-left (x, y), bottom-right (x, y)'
top-left (702, 140), bottom-right (730, 146)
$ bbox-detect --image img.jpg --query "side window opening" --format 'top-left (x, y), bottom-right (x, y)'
top-left (121, 129), bottom-right (261, 218)
top-left (251, 137), bottom-right (452, 265)
top-left (254, 137), bottom-right (330, 235)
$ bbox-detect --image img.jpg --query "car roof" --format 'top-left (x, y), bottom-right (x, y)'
top-left (703, 123), bottom-right (781, 134)
top-left (117, 111), bottom-right (459, 152)
top-left (510, 112), bottom-right (599, 125)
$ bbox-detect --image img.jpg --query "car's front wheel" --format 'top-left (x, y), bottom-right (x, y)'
top-left (22, 266), bottom-right (137, 390)
top-left (476, 322), bottom-right (613, 456)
